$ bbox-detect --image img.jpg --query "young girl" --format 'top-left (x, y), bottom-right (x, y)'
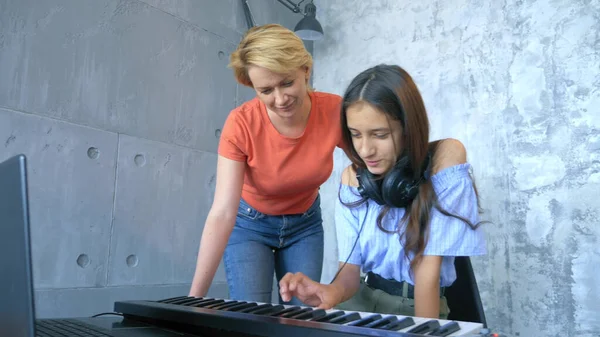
top-left (279, 64), bottom-right (487, 319)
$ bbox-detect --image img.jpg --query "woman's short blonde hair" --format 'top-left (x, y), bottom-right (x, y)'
top-left (229, 24), bottom-right (313, 87)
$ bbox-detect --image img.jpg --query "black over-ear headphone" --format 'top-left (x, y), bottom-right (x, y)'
top-left (356, 152), bottom-right (432, 208)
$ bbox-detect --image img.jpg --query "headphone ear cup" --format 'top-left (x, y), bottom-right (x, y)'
top-left (356, 167), bottom-right (386, 205)
top-left (381, 157), bottom-right (420, 208)
top-left (381, 171), bottom-right (419, 208)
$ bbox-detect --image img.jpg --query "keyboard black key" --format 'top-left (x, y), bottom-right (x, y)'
top-left (311, 310), bottom-right (345, 322)
top-left (363, 315), bottom-right (398, 328)
top-left (329, 312), bottom-right (361, 324)
top-left (193, 299), bottom-right (225, 307)
top-left (182, 298), bottom-right (217, 306)
top-left (174, 297), bottom-right (208, 305)
top-left (187, 298), bottom-right (222, 307)
top-left (268, 306), bottom-right (302, 316)
top-left (206, 301), bottom-right (243, 310)
top-left (280, 308), bottom-right (312, 318)
top-left (290, 309), bottom-right (327, 320)
top-left (347, 314), bottom-right (382, 327)
top-left (238, 303), bottom-right (273, 313)
top-left (157, 296), bottom-right (191, 303)
top-left (224, 302), bottom-right (258, 311)
top-left (429, 321), bottom-right (461, 336)
top-left (379, 317), bottom-right (416, 331)
top-left (264, 305), bottom-right (295, 316)
top-left (407, 319), bottom-right (441, 334)
top-left (252, 305), bottom-right (285, 315)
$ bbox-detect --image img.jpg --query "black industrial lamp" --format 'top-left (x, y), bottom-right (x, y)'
top-left (242, 0), bottom-right (324, 41)
top-left (278, 0), bottom-right (324, 40)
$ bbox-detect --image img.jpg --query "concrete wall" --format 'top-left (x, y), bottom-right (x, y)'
top-left (0, 0), bottom-right (306, 318)
top-left (313, 1), bottom-right (600, 337)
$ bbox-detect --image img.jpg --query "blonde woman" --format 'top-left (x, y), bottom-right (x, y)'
top-left (189, 24), bottom-right (346, 305)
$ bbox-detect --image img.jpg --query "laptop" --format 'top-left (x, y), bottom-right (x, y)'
top-left (0, 154), bottom-right (198, 337)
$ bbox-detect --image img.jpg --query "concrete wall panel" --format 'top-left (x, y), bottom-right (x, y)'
top-left (34, 283), bottom-right (228, 319)
top-left (0, 107), bottom-right (118, 289)
top-left (107, 134), bottom-right (221, 286)
top-left (0, 0), bottom-right (237, 153)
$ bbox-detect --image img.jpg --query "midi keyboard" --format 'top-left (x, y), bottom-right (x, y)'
top-left (114, 296), bottom-right (488, 337)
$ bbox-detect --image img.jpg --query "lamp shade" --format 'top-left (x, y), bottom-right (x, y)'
top-left (294, 3), bottom-right (323, 40)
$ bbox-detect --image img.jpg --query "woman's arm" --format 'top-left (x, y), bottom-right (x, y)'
top-left (189, 155), bottom-right (246, 297)
top-left (413, 255), bottom-right (443, 318)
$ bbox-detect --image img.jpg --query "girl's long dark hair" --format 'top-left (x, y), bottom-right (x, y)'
top-left (338, 64), bottom-right (486, 276)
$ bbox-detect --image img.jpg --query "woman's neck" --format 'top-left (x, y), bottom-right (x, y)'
top-left (268, 92), bottom-right (312, 137)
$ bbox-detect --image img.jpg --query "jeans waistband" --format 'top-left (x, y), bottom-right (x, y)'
top-left (364, 272), bottom-right (445, 299)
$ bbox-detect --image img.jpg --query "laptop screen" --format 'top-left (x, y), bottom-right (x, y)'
top-left (0, 154), bottom-right (36, 337)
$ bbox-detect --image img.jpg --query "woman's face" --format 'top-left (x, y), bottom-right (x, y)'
top-left (247, 65), bottom-right (309, 120)
top-left (346, 102), bottom-right (404, 175)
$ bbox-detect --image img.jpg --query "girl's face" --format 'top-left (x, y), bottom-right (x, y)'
top-left (346, 102), bottom-right (404, 175)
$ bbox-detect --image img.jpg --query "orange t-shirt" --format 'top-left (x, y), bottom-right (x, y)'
top-left (218, 91), bottom-right (345, 215)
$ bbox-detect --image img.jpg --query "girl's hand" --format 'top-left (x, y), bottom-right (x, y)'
top-left (279, 272), bottom-right (344, 309)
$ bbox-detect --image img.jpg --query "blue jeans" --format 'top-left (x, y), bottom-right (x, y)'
top-left (223, 194), bottom-right (324, 306)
